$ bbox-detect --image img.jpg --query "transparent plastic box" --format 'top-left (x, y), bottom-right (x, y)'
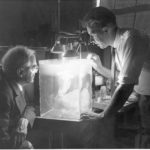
top-left (39, 59), bottom-right (92, 121)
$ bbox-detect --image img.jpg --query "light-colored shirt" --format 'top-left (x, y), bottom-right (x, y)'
top-left (17, 83), bottom-right (24, 92)
top-left (113, 28), bottom-right (150, 95)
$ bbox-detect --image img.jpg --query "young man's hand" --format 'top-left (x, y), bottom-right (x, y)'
top-left (81, 111), bottom-right (104, 120)
top-left (87, 53), bottom-right (103, 72)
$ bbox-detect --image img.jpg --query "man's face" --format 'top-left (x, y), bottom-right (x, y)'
top-left (22, 56), bottom-right (38, 83)
top-left (87, 26), bottom-right (109, 49)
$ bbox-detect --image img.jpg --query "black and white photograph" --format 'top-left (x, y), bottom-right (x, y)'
top-left (0, 0), bottom-right (150, 149)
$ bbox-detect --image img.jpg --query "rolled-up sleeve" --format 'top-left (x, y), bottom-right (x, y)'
top-left (117, 33), bottom-right (149, 85)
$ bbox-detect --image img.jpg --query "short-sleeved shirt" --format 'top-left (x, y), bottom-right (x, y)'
top-left (113, 28), bottom-right (150, 95)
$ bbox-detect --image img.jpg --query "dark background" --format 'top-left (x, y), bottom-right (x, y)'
top-left (0, 0), bottom-right (92, 47)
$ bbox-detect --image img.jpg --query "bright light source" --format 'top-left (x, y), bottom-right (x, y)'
top-left (39, 59), bottom-right (93, 121)
top-left (96, 0), bottom-right (101, 7)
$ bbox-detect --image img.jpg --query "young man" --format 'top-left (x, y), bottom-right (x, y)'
top-left (0, 46), bottom-right (38, 148)
top-left (82, 6), bottom-right (150, 148)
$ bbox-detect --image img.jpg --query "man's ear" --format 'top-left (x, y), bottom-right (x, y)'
top-left (17, 68), bottom-right (24, 78)
top-left (102, 26), bottom-right (108, 33)
top-left (102, 23), bottom-right (114, 33)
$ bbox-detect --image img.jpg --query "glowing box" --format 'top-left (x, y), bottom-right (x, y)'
top-left (39, 59), bottom-right (92, 121)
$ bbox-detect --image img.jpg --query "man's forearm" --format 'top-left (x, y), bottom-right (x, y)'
top-left (101, 67), bottom-right (111, 79)
top-left (103, 84), bottom-right (134, 117)
top-left (96, 66), bottom-right (111, 79)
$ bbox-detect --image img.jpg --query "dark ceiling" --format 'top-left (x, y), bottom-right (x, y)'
top-left (0, 0), bottom-right (93, 47)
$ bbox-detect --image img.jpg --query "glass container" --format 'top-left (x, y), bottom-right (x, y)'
top-left (39, 59), bottom-right (92, 121)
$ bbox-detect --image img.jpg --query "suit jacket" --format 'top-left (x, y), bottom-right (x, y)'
top-left (0, 69), bottom-right (35, 148)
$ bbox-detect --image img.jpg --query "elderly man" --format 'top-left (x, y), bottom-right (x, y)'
top-left (0, 46), bottom-right (38, 148)
top-left (82, 6), bottom-right (150, 148)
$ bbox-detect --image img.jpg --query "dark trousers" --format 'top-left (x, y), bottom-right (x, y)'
top-left (135, 94), bottom-right (150, 148)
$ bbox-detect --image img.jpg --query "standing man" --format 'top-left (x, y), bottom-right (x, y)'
top-left (0, 46), bottom-right (38, 148)
top-left (82, 6), bottom-right (150, 148)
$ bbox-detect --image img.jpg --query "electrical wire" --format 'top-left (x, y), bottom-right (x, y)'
top-left (133, 0), bottom-right (138, 28)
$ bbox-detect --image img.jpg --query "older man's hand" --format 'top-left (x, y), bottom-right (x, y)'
top-left (12, 131), bottom-right (26, 148)
top-left (11, 118), bottom-right (28, 148)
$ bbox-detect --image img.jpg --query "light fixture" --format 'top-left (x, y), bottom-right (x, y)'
top-left (51, 40), bottom-right (65, 54)
top-left (96, 0), bottom-right (101, 7)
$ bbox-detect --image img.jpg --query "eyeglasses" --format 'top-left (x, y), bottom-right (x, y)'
top-left (24, 65), bottom-right (39, 72)
top-left (31, 65), bottom-right (39, 71)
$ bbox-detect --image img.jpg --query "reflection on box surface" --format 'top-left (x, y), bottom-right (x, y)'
top-left (39, 59), bottom-right (92, 121)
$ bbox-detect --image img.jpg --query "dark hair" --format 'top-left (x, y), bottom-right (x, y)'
top-left (82, 6), bottom-right (116, 29)
top-left (2, 45), bottom-right (35, 79)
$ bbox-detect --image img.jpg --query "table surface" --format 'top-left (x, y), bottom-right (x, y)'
top-left (33, 96), bottom-right (138, 135)
top-left (32, 97), bottom-right (138, 148)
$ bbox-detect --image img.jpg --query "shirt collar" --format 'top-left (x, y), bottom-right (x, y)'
top-left (17, 83), bottom-right (23, 92)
